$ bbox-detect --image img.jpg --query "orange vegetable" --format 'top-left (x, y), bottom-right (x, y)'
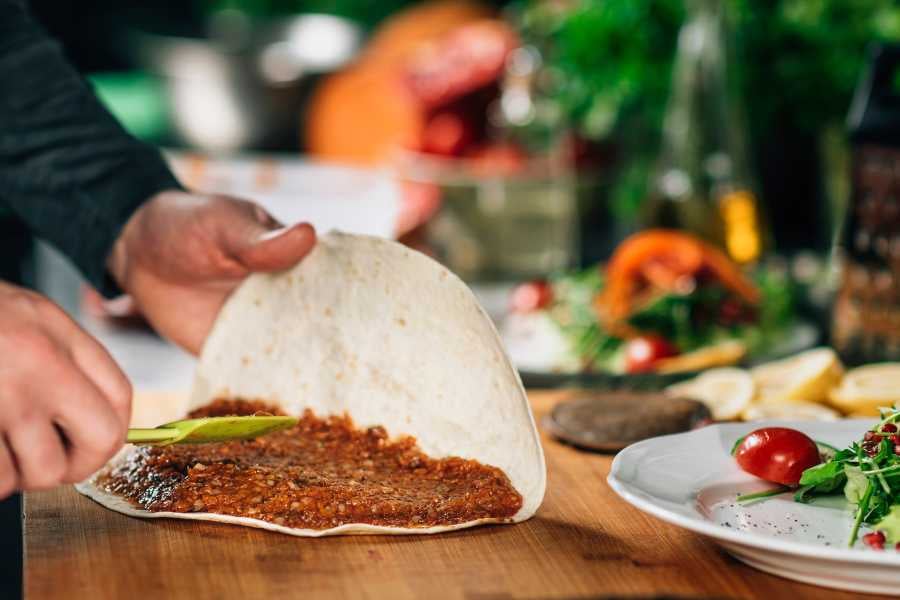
top-left (306, 65), bottom-right (424, 164)
top-left (596, 229), bottom-right (761, 322)
top-left (306, 1), bottom-right (510, 165)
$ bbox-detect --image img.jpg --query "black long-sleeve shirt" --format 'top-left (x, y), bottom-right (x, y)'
top-left (0, 0), bottom-right (182, 295)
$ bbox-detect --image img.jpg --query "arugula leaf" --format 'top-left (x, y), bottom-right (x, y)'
top-left (793, 485), bottom-right (816, 503)
top-left (798, 460), bottom-right (846, 493)
top-left (849, 479), bottom-right (876, 547)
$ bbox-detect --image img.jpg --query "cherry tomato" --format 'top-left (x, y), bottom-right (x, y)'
top-left (623, 335), bottom-right (678, 373)
top-left (733, 427), bottom-right (821, 486)
top-left (509, 280), bottom-right (553, 313)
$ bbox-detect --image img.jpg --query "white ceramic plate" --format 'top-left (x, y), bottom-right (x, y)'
top-left (607, 419), bottom-right (900, 595)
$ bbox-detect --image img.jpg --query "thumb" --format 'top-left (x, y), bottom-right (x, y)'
top-left (236, 220), bottom-right (317, 272)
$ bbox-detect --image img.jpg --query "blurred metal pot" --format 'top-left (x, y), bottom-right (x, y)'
top-left (130, 12), bottom-right (363, 152)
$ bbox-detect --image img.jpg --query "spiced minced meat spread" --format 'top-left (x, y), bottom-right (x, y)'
top-left (98, 399), bottom-right (523, 529)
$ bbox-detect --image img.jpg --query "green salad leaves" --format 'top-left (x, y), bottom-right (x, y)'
top-left (783, 410), bottom-right (900, 547)
top-left (545, 265), bottom-right (796, 373)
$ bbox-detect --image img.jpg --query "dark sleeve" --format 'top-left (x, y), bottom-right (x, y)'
top-left (0, 0), bottom-right (183, 296)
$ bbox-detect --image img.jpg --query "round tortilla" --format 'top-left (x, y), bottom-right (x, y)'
top-left (77, 232), bottom-right (546, 535)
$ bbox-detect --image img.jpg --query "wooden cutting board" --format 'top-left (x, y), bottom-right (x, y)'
top-left (24, 391), bottom-right (881, 600)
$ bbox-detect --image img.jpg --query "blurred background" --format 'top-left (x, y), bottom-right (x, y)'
top-left (6, 4), bottom-right (900, 596)
top-left (14, 0), bottom-right (900, 377)
top-left (31, 0), bottom-right (900, 268)
top-left (4, 3), bottom-right (900, 595)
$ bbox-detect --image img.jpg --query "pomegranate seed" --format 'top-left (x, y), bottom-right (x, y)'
top-left (891, 435), bottom-right (900, 445)
top-left (893, 444), bottom-right (900, 456)
top-left (864, 531), bottom-right (886, 550)
top-left (863, 441), bottom-right (879, 456)
top-left (895, 542), bottom-right (900, 551)
top-left (884, 423), bottom-right (898, 433)
top-left (864, 431), bottom-right (878, 442)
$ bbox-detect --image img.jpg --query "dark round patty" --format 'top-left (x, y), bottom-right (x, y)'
top-left (543, 392), bottom-right (712, 452)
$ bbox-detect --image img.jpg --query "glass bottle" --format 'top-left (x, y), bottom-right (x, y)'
top-left (643, 0), bottom-right (765, 263)
top-left (832, 44), bottom-right (900, 363)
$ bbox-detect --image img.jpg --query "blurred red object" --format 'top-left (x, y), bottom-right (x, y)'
top-left (421, 111), bottom-right (475, 156)
top-left (307, 1), bottom-right (517, 165)
top-left (624, 336), bottom-right (680, 373)
top-left (405, 20), bottom-right (518, 109)
top-left (509, 280), bottom-right (553, 313)
top-left (396, 180), bottom-right (443, 237)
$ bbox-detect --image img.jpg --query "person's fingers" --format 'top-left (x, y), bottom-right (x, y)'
top-left (396, 181), bottom-right (442, 236)
top-left (82, 287), bottom-right (141, 321)
top-left (251, 203), bottom-right (281, 230)
top-left (69, 338), bottom-right (132, 432)
top-left (0, 438), bottom-right (19, 500)
top-left (212, 200), bottom-right (316, 274)
top-left (235, 222), bottom-right (317, 273)
top-left (53, 368), bottom-right (125, 483)
top-left (7, 418), bottom-right (67, 491)
top-left (100, 295), bottom-right (140, 318)
top-left (41, 300), bottom-right (132, 431)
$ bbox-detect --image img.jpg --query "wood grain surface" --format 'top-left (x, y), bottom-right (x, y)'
top-left (24, 391), bottom-right (884, 600)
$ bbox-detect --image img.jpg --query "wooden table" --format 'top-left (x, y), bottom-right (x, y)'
top-left (24, 391), bottom-right (882, 599)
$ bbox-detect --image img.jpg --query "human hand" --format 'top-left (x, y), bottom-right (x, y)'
top-left (107, 191), bottom-right (317, 354)
top-left (0, 282), bottom-right (131, 497)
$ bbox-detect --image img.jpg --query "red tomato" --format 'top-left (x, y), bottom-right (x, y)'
top-left (509, 280), bottom-right (553, 313)
top-left (733, 427), bottom-right (821, 486)
top-left (623, 335), bottom-right (678, 373)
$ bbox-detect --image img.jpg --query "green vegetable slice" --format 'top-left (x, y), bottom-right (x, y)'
top-left (874, 506), bottom-right (900, 545)
top-left (737, 486), bottom-right (790, 503)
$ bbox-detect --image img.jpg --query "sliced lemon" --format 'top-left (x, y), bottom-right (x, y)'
top-left (829, 363), bottom-right (900, 416)
top-left (666, 367), bottom-right (755, 421)
top-left (846, 409), bottom-right (885, 418)
top-left (655, 340), bottom-right (747, 374)
top-left (750, 347), bottom-right (842, 405)
top-left (741, 401), bottom-right (840, 422)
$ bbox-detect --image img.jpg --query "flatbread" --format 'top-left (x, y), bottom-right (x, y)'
top-left (77, 232), bottom-right (546, 535)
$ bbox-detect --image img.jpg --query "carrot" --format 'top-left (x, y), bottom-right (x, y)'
top-left (596, 229), bottom-right (760, 321)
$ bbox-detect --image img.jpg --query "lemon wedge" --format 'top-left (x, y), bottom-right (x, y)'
top-left (750, 347), bottom-right (843, 405)
top-left (741, 401), bottom-right (840, 421)
top-left (666, 367), bottom-right (755, 421)
top-left (654, 340), bottom-right (747, 374)
top-left (829, 363), bottom-right (900, 416)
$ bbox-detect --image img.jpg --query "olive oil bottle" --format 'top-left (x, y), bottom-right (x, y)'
top-left (643, 0), bottom-right (766, 264)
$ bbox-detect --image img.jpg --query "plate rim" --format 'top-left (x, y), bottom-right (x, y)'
top-left (606, 419), bottom-right (900, 566)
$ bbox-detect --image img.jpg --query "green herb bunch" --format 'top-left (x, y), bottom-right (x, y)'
top-left (512, 0), bottom-right (900, 219)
